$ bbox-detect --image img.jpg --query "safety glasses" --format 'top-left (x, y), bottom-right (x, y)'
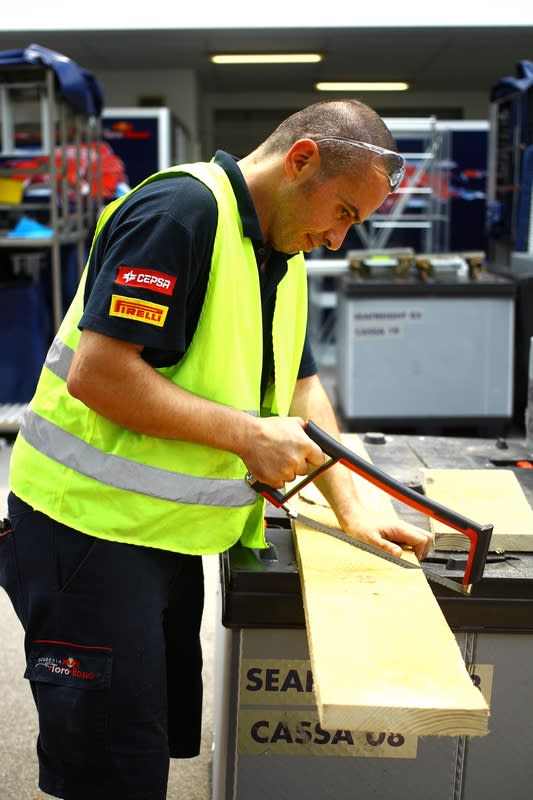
top-left (315, 136), bottom-right (406, 192)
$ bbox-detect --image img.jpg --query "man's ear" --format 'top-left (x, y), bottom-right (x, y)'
top-left (284, 138), bottom-right (320, 178)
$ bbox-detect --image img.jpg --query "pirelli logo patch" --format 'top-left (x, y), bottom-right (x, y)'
top-left (109, 294), bottom-right (168, 327)
top-left (115, 266), bottom-right (176, 296)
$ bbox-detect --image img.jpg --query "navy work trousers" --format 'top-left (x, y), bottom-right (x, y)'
top-left (2, 492), bottom-right (205, 800)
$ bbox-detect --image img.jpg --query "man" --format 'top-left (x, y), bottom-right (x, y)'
top-left (2, 99), bottom-right (432, 799)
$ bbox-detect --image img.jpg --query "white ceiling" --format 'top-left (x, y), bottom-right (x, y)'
top-left (2, 3), bottom-right (532, 30)
top-left (0, 26), bottom-right (531, 98)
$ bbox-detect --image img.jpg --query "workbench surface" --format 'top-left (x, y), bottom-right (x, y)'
top-left (221, 434), bottom-right (533, 631)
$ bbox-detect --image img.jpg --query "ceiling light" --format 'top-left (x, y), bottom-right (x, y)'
top-left (316, 81), bottom-right (409, 92)
top-left (210, 53), bottom-right (323, 64)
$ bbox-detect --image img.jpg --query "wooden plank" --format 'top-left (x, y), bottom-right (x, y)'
top-left (423, 468), bottom-right (533, 551)
top-left (292, 435), bottom-right (489, 737)
top-left (296, 433), bottom-right (403, 517)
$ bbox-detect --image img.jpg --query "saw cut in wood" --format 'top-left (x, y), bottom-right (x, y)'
top-left (423, 468), bottom-right (533, 552)
top-left (292, 438), bottom-right (489, 738)
top-left (269, 427), bottom-right (491, 591)
top-left (295, 433), bottom-right (397, 517)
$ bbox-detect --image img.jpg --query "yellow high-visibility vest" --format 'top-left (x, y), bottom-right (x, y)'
top-left (9, 161), bottom-right (308, 554)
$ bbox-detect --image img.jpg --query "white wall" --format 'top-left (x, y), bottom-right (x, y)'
top-left (94, 68), bottom-right (492, 159)
top-left (97, 68), bottom-right (200, 153)
top-left (202, 89), bottom-right (491, 158)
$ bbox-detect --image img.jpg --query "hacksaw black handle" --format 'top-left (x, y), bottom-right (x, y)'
top-left (304, 420), bottom-right (493, 587)
top-left (245, 475), bottom-right (287, 507)
top-left (246, 452), bottom-right (338, 507)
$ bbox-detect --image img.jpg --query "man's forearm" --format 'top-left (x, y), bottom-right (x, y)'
top-left (67, 329), bottom-right (258, 453)
top-left (289, 374), bottom-right (362, 521)
top-left (67, 331), bottom-right (325, 487)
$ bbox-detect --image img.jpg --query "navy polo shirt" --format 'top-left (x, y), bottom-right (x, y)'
top-left (80, 151), bottom-right (317, 394)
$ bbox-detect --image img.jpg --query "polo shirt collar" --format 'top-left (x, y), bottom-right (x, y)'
top-left (213, 149), bottom-right (267, 248)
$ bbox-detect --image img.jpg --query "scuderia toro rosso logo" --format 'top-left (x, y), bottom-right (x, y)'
top-left (35, 654), bottom-right (97, 682)
top-left (25, 640), bottom-right (112, 689)
top-left (115, 266), bottom-right (176, 295)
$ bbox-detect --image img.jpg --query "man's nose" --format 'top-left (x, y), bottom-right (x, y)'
top-left (323, 223), bottom-right (351, 251)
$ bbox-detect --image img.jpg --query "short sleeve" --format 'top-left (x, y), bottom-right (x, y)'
top-left (79, 176), bottom-right (217, 357)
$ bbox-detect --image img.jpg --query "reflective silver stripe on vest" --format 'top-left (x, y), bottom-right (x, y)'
top-left (20, 410), bottom-right (257, 508)
top-left (46, 337), bottom-right (73, 382)
top-left (45, 340), bottom-right (258, 419)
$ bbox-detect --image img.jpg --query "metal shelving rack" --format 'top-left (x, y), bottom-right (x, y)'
top-left (0, 61), bottom-right (102, 432)
top-left (486, 83), bottom-right (532, 266)
top-left (352, 117), bottom-right (451, 253)
top-left (0, 62), bottom-right (102, 331)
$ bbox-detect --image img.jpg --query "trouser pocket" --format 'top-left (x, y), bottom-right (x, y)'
top-left (25, 637), bottom-right (113, 769)
top-left (0, 518), bottom-right (24, 621)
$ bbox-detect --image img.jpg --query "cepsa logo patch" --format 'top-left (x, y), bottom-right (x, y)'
top-left (109, 294), bottom-right (169, 327)
top-left (115, 266), bottom-right (176, 296)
